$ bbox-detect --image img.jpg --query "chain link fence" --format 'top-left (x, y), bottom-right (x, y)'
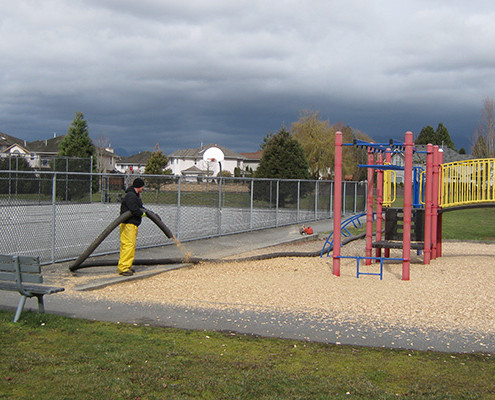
top-left (0, 170), bottom-right (366, 264)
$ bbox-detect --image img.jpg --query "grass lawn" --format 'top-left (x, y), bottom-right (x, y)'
top-left (1, 311), bottom-right (494, 400)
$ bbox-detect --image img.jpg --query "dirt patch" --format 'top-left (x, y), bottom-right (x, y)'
top-left (64, 239), bottom-right (495, 336)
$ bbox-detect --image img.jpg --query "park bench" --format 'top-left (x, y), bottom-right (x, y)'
top-left (0, 254), bottom-right (65, 322)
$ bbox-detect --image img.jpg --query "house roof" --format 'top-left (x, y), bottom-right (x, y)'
top-left (0, 132), bottom-right (26, 149)
top-left (169, 144), bottom-right (244, 159)
top-left (28, 135), bottom-right (65, 153)
top-left (240, 150), bottom-right (263, 160)
top-left (412, 145), bottom-right (472, 164)
top-left (2, 143), bottom-right (30, 154)
top-left (119, 151), bottom-right (153, 164)
top-left (182, 165), bottom-right (206, 173)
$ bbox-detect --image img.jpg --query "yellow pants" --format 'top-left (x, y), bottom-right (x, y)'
top-left (118, 223), bottom-right (139, 274)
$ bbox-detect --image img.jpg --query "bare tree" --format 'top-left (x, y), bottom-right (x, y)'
top-left (473, 97), bottom-right (495, 158)
top-left (94, 134), bottom-right (111, 172)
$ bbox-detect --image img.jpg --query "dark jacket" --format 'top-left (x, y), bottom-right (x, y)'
top-left (120, 187), bottom-right (144, 226)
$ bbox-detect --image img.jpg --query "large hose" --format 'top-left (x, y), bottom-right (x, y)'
top-left (69, 208), bottom-right (174, 272)
top-left (70, 228), bottom-right (366, 271)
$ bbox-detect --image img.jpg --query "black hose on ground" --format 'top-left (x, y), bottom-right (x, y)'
top-left (71, 230), bottom-right (366, 271)
top-left (69, 208), bottom-right (174, 272)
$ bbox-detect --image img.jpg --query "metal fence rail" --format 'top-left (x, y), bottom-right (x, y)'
top-left (0, 170), bottom-right (366, 264)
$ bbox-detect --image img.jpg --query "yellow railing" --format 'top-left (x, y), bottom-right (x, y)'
top-left (440, 158), bottom-right (495, 208)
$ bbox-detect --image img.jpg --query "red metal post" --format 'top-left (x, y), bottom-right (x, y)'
top-left (332, 132), bottom-right (343, 277)
top-left (365, 147), bottom-right (375, 265)
top-left (402, 131), bottom-right (414, 280)
top-left (423, 144), bottom-right (433, 264)
top-left (431, 146), bottom-right (440, 259)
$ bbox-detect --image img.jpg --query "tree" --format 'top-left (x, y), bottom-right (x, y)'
top-left (94, 134), bottom-right (111, 173)
top-left (144, 144), bottom-right (169, 175)
top-left (144, 145), bottom-right (171, 198)
top-left (290, 110), bottom-right (334, 179)
top-left (415, 123), bottom-right (455, 150)
top-left (472, 97), bottom-right (495, 158)
top-left (472, 134), bottom-right (489, 158)
top-left (415, 126), bottom-right (435, 145)
top-left (338, 124), bottom-right (371, 181)
top-left (255, 126), bottom-right (310, 180)
top-left (435, 123), bottom-right (455, 150)
top-left (56, 112), bottom-right (96, 200)
top-left (255, 126), bottom-right (310, 207)
top-left (59, 112), bottom-right (95, 161)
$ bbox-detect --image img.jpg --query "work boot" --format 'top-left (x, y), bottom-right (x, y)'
top-left (119, 270), bottom-right (134, 276)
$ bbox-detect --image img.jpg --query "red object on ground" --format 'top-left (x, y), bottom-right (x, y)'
top-left (305, 226), bottom-right (313, 235)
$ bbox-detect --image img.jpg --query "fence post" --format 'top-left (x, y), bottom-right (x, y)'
top-left (177, 176), bottom-right (181, 240)
top-left (89, 156), bottom-right (93, 203)
top-left (354, 182), bottom-right (357, 213)
top-left (315, 181), bottom-right (319, 220)
top-left (51, 173), bottom-right (57, 264)
top-left (276, 180), bottom-right (279, 227)
top-left (250, 179), bottom-right (254, 230)
top-left (218, 176), bottom-right (222, 235)
top-left (297, 180), bottom-right (301, 221)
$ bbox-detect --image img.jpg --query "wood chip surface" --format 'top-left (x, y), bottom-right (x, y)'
top-left (66, 239), bottom-right (495, 335)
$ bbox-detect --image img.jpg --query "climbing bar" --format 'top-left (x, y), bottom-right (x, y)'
top-left (338, 255), bottom-right (405, 280)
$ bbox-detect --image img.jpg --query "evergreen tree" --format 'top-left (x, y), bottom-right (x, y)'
top-left (144, 145), bottom-right (169, 175)
top-left (56, 112), bottom-right (95, 200)
top-left (435, 123), bottom-right (455, 150)
top-left (415, 123), bottom-right (455, 150)
top-left (59, 112), bottom-right (95, 160)
top-left (415, 126), bottom-right (435, 145)
top-left (255, 127), bottom-right (310, 207)
top-left (255, 127), bottom-right (310, 180)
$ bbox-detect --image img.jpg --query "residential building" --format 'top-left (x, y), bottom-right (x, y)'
top-left (167, 144), bottom-right (245, 177)
top-left (390, 145), bottom-right (471, 183)
top-left (114, 151), bottom-right (153, 174)
top-left (240, 150), bottom-right (263, 173)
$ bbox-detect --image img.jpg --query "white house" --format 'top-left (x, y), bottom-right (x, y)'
top-left (240, 150), bottom-right (263, 173)
top-left (114, 151), bottom-right (153, 174)
top-left (167, 144), bottom-right (246, 177)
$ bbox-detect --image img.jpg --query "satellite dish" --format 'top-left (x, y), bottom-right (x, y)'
top-left (202, 146), bottom-right (224, 162)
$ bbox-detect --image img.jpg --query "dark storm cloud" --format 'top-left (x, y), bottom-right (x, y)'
top-left (1, 0), bottom-right (494, 156)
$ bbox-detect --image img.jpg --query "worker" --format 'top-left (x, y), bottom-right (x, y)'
top-left (117, 177), bottom-right (146, 276)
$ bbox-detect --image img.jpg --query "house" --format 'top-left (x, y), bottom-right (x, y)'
top-left (26, 134), bottom-right (65, 169)
top-left (0, 131), bottom-right (31, 162)
top-left (167, 144), bottom-right (246, 177)
top-left (114, 151), bottom-right (153, 174)
top-left (1, 131), bottom-right (121, 172)
top-left (95, 146), bottom-right (121, 173)
top-left (240, 150), bottom-right (263, 174)
top-left (390, 145), bottom-right (471, 183)
top-left (29, 134), bottom-right (121, 172)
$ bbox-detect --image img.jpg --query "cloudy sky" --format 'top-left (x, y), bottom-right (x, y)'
top-left (1, 1), bottom-right (495, 156)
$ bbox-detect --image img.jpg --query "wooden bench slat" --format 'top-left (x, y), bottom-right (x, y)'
top-left (0, 254), bottom-right (64, 322)
top-left (0, 281), bottom-right (64, 295)
top-left (0, 271), bottom-right (43, 283)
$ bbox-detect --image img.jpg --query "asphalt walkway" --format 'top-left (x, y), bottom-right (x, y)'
top-left (1, 218), bottom-right (494, 354)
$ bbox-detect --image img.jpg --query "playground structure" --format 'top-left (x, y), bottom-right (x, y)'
top-left (324, 130), bottom-right (495, 280)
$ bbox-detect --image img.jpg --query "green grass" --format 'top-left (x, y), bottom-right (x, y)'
top-left (1, 311), bottom-right (494, 399)
top-left (341, 206), bottom-right (495, 242)
top-left (441, 207), bottom-right (495, 241)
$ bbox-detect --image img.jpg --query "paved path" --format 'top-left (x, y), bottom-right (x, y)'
top-left (1, 218), bottom-right (494, 354)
